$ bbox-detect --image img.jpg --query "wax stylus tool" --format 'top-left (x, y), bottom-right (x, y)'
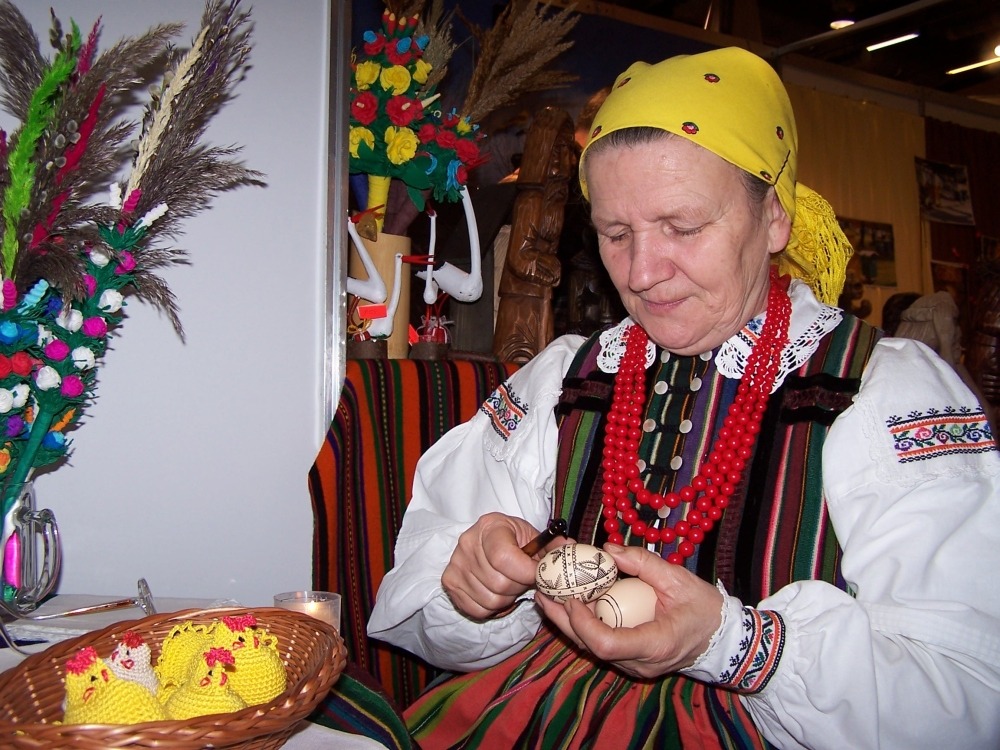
top-left (521, 518), bottom-right (568, 556)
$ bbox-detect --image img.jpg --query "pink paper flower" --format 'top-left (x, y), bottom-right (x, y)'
top-left (114, 251), bottom-right (136, 275)
top-left (61, 375), bottom-right (84, 398)
top-left (1, 279), bottom-right (16, 311)
top-left (82, 317), bottom-right (108, 337)
top-left (44, 340), bottom-right (71, 361)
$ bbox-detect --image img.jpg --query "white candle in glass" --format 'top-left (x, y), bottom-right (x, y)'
top-left (273, 591), bottom-right (341, 631)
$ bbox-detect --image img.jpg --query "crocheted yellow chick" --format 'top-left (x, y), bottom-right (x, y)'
top-left (164, 647), bottom-right (248, 720)
top-left (155, 620), bottom-right (215, 702)
top-left (108, 630), bottom-right (159, 695)
top-left (212, 613), bottom-right (287, 706)
top-left (63, 646), bottom-right (167, 725)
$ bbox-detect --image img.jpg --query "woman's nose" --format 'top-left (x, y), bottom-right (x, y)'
top-left (628, 233), bottom-right (675, 291)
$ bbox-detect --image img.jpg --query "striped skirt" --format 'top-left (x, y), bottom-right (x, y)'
top-left (405, 627), bottom-right (771, 749)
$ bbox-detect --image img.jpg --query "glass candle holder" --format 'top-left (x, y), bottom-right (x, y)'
top-left (273, 590), bottom-right (341, 632)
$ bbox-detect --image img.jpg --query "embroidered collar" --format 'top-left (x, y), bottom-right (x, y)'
top-left (597, 279), bottom-right (842, 392)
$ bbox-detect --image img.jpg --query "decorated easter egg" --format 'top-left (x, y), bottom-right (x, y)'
top-left (595, 577), bottom-right (657, 628)
top-left (535, 543), bottom-right (618, 603)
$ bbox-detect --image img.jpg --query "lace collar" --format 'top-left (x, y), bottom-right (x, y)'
top-left (596, 279), bottom-right (842, 392)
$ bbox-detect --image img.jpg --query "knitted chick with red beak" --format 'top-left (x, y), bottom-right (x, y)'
top-left (108, 630), bottom-right (159, 695)
top-left (63, 646), bottom-right (167, 725)
top-left (212, 613), bottom-right (286, 706)
top-left (163, 647), bottom-right (247, 720)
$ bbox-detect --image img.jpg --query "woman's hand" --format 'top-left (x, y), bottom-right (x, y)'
top-left (535, 543), bottom-right (724, 679)
top-left (442, 512), bottom-right (566, 621)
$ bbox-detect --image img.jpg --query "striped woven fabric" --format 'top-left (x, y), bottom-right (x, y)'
top-left (310, 357), bottom-right (517, 708)
top-left (311, 668), bottom-right (414, 749)
top-left (406, 627), bottom-right (769, 749)
top-left (729, 313), bottom-right (882, 602)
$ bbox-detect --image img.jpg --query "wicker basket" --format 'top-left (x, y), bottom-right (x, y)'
top-left (0, 606), bottom-right (346, 749)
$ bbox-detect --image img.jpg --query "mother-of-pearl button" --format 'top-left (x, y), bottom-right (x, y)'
top-left (637, 459), bottom-right (647, 472)
top-left (699, 351), bottom-right (713, 361)
top-left (669, 455), bottom-right (683, 470)
top-left (653, 380), bottom-right (668, 395)
top-left (689, 377), bottom-right (703, 392)
top-left (643, 418), bottom-right (656, 432)
top-left (657, 506), bottom-right (670, 518)
top-left (679, 419), bottom-right (693, 433)
top-left (660, 351), bottom-right (671, 363)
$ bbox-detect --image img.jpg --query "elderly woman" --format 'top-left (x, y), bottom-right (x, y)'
top-left (368, 48), bottom-right (1000, 749)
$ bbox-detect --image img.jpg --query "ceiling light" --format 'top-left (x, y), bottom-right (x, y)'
top-left (947, 56), bottom-right (1000, 75)
top-left (830, 19), bottom-right (855, 30)
top-left (866, 33), bottom-right (919, 52)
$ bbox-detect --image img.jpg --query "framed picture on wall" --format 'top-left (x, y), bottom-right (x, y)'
top-left (979, 234), bottom-right (1000, 262)
top-left (915, 157), bottom-right (976, 226)
top-left (838, 217), bottom-right (896, 286)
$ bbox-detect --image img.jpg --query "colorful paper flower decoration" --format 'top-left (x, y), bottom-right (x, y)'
top-left (349, 10), bottom-right (485, 226)
top-left (0, 0), bottom-right (261, 603)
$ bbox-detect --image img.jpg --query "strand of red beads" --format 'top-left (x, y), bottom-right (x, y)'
top-left (599, 269), bottom-right (792, 564)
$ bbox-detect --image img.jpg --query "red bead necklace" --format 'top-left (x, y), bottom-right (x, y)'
top-left (599, 269), bottom-right (792, 564)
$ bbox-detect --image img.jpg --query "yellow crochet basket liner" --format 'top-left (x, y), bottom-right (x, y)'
top-left (0, 607), bottom-right (345, 749)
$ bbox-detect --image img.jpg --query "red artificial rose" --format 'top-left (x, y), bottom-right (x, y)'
top-left (386, 96), bottom-right (421, 127)
top-left (351, 91), bottom-right (379, 126)
top-left (385, 44), bottom-right (412, 66)
top-left (417, 124), bottom-right (437, 143)
top-left (455, 138), bottom-right (480, 165)
top-left (363, 34), bottom-right (385, 56)
top-left (456, 164), bottom-right (468, 184)
top-left (0, 355), bottom-right (10, 379)
top-left (10, 351), bottom-right (32, 377)
top-left (435, 130), bottom-right (458, 149)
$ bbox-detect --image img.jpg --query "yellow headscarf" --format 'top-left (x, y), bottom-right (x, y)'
top-left (579, 47), bottom-right (851, 305)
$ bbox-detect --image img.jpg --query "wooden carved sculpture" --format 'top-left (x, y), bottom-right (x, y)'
top-left (492, 107), bottom-right (578, 363)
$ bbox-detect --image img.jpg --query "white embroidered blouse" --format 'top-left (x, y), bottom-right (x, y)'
top-left (368, 280), bottom-right (1000, 750)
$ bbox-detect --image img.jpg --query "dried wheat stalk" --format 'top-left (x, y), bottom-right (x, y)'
top-left (460, 0), bottom-right (578, 124)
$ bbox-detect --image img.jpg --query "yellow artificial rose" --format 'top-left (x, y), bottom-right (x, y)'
top-left (380, 65), bottom-right (412, 96)
top-left (349, 126), bottom-right (375, 157)
top-left (0, 447), bottom-right (10, 474)
top-left (412, 59), bottom-right (432, 85)
top-left (385, 126), bottom-right (418, 165)
top-left (354, 60), bottom-right (381, 90)
top-left (456, 117), bottom-right (472, 135)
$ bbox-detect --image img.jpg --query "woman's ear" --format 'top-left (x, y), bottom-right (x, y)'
top-left (765, 188), bottom-right (792, 256)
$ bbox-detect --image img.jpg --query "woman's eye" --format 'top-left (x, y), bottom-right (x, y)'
top-left (603, 230), bottom-right (629, 244)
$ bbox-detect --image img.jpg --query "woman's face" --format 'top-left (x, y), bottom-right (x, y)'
top-left (586, 136), bottom-right (790, 355)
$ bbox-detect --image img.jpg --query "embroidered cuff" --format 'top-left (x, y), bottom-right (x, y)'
top-left (682, 583), bottom-right (786, 695)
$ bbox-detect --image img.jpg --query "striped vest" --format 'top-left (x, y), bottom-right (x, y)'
top-left (553, 314), bottom-right (882, 603)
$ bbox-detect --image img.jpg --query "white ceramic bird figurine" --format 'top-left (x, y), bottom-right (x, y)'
top-left (417, 186), bottom-right (483, 302)
top-left (346, 217), bottom-right (387, 304)
top-left (366, 252), bottom-right (406, 339)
